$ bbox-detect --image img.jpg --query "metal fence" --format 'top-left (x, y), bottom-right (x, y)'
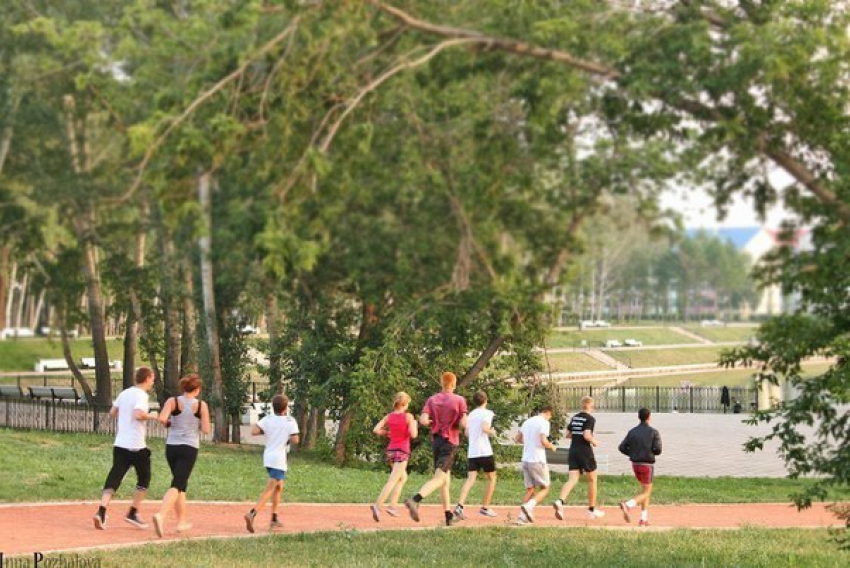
top-left (557, 385), bottom-right (756, 414)
top-left (0, 397), bottom-right (212, 441)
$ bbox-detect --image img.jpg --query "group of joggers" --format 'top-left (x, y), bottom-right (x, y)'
top-left (92, 368), bottom-right (662, 536)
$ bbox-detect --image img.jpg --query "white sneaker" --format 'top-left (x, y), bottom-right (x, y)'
top-left (479, 508), bottom-right (497, 518)
top-left (586, 509), bottom-right (605, 519)
top-left (520, 503), bottom-right (535, 523)
top-left (453, 504), bottom-right (467, 521)
top-left (553, 501), bottom-right (564, 521)
top-left (515, 512), bottom-right (530, 526)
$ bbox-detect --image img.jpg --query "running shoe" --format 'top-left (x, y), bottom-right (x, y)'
top-left (270, 518), bottom-right (283, 530)
top-left (152, 513), bottom-right (164, 538)
top-left (515, 512), bottom-right (530, 526)
top-left (385, 507), bottom-right (400, 517)
top-left (553, 501), bottom-right (564, 521)
top-left (445, 514), bottom-right (455, 527)
top-left (124, 511), bottom-right (148, 529)
top-left (619, 501), bottom-right (632, 523)
top-left (404, 498), bottom-right (420, 522)
top-left (176, 523), bottom-right (193, 533)
top-left (370, 504), bottom-right (380, 522)
top-left (93, 511), bottom-right (107, 530)
top-left (638, 519), bottom-right (650, 527)
top-left (453, 504), bottom-right (466, 521)
top-left (585, 509), bottom-right (605, 519)
top-left (479, 507), bottom-right (497, 518)
top-left (244, 510), bottom-right (257, 533)
top-left (520, 503), bottom-right (535, 523)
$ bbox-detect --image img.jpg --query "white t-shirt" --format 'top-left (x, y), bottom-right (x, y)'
top-left (467, 408), bottom-right (495, 458)
top-left (520, 414), bottom-right (551, 464)
top-left (113, 387), bottom-right (150, 450)
top-left (258, 414), bottom-right (300, 471)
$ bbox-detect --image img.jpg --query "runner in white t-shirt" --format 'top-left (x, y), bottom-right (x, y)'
top-left (93, 367), bottom-right (157, 531)
top-left (244, 394), bottom-right (300, 532)
top-left (515, 405), bottom-right (555, 523)
top-left (454, 391), bottom-right (499, 519)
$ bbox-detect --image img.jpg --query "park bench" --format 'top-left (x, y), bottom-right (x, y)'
top-left (28, 386), bottom-right (55, 400)
top-left (0, 385), bottom-right (24, 399)
top-left (51, 387), bottom-right (81, 403)
top-left (80, 358), bottom-right (124, 371)
top-left (34, 359), bottom-right (70, 373)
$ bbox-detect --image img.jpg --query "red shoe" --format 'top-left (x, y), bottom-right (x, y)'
top-left (638, 519), bottom-right (649, 527)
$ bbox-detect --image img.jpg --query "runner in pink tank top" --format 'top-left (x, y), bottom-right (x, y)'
top-left (370, 392), bottom-right (417, 522)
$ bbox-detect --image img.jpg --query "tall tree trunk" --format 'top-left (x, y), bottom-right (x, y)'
top-left (161, 235), bottom-right (181, 397)
top-left (58, 304), bottom-right (95, 404)
top-left (78, 221), bottom-right (112, 406)
top-left (198, 172), bottom-right (227, 442)
top-left (180, 259), bottom-right (197, 377)
top-left (264, 291), bottom-right (282, 394)
top-left (303, 406), bottom-right (322, 450)
top-left (0, 246), bottom-right (8, 331)
top-left (30, 289), bottom-right (45, 330)
top-left (123, 219), bottom-right (147, 389)
top-left (14, 271), bottom-right (28, 329)
top-left (334, 302), bottom-right (377, 464)
top-left (5, 260), bottom-right (16, 329)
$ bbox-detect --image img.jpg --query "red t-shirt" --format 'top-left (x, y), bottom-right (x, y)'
top-left (424, 392), bottom-right (468, 446)
top-left (386, 411), bottom-right (411, 453)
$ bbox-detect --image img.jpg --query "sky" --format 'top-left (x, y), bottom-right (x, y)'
top-left (660, 170), bottom-right (798, 229)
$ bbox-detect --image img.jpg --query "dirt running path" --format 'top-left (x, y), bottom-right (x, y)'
top-left (0, 501), bottom-right (842, 556)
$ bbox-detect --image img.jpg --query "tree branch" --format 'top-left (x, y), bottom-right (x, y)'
top-left (369, 1), bottom-right (619, 78)
top-left (110, 18), bottom-right (301, 206)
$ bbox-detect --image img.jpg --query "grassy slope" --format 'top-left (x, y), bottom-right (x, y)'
top-left (1, 430), bottom-right (846, 505)
top-left (68, 528), bottom-right (847, 567)
top-left (686, 326), bottom-right (760, 342)
top-left (544, 353), bottom-right (613, 373)
top-left (548, 328), bottom-right (694, 348)
top-left (620, 363), bottom-right (834, 388)
top-left (605, 346), bottom-right (724, 368)
top-left (0, 338), bottom-right (114, 372)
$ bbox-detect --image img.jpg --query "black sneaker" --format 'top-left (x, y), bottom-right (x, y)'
top-left (404, 498), bottom-right (420, 522)
top-left (245, 510), bottom-right (257, 534)
top-left (93, 511), bottom-right (106, 530)
top-left (124, 511), bottom-right (148, 529)
top-left (445, 513), bottom-right (455, 527)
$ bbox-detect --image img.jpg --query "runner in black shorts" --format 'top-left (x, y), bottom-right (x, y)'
top-left (553, 396), bottom-right (605, 520)
top-left (454, 391), bottom-right (499, 519)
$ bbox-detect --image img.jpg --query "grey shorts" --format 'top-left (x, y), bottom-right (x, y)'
top-left (521, 461), bottom-right (550, 488)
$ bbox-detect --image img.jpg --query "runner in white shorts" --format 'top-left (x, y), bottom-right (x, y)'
top-left (515, 405), bottom-right (555, 523)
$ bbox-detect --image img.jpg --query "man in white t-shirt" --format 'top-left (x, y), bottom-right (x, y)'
top-left (515, 405), bottom-right (555, 523)
top-left (93, 367), bottom-right (157, 530)
top-left (244, 394), bottom-right (300, 532)
top-left (454, 391), bottom-right (498, 520)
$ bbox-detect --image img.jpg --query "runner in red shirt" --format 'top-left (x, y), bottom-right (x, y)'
top-left (404, 372), bottom-right (468, 526)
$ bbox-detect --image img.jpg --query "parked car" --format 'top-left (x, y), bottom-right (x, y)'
top-left (700, 319), bottom-right (724, 327)
top-left (594, 320), bottom-right (611, 328)
top-left (605, 339), bottom-right (622, 348)
top-left (38, 326), bottom-right (79, 338)
top-left (624, 339), bottom-right (643, 347)
top-left (0, 327), bottom-right (35, 339)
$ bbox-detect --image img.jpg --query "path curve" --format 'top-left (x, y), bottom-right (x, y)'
top-left (0, 501), bottom-right (842, 557)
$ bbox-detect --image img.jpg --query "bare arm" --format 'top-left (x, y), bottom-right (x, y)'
top-left (373, 416), bottom-right (388, 436)
top-left (407, 413), bottom-right (418, 438)
top-left (515, 431), bottom-right (524, 444)
top-left (290, 434), bottom-right (300, 446)
top-left (419, 412), bottom-right (431, 427)
top-left (583, 429), bottom-right (599, 447)
top-left (200, 401), bottom-right (211, 435)
top-left (133, 409), bottom-right (154, 421)
top-left (540, 433), bottom-right (555, 451)
top-left (459, 413), bottom-right (468, 430)
top-left (158, 398), bottom-right (175, 426)
top-left (251, 425), bottom-right (264, 436)
top-left (109, 406), bottom-right (118, 418)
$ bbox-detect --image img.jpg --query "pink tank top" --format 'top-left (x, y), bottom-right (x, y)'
top-left (386, 412), bottom-right (411, 453)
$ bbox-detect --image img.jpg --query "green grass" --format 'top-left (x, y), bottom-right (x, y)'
top-left (548, 328), bottom-right (694, 348)
top-left (55, 528), bottom-right (849, 567)
top-left (1, 430), bottom-right (847, 506)
top-left (621, 363), bottom-right (834, 388)
top-left (686, 325), bottom-right (760, 343)
top-left (543, 353), bottom-right (613, 373)
top-left (605, 347), bottom-right (725, 368)
top-left (0, 338), bottom-right (118, 372)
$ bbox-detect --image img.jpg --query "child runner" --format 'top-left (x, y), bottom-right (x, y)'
top-left (93, 367), bottom-right (157, 530)
top-left (454, 390), bottom-right (498, 520)
top-left (515, 405), bottom-right (555, 523)
top-left (553, 396), bottom-right (605, 520)
top-left (151, 374), bottom-right (211, 537)
top-left (618, 408), bottom-right (662, 527)
top-left (371, 391), bottom-right (418, 522)
top-left (404, 371), bottom-right (468, 527)
top-left (244, 394), bottom-right (300, 533)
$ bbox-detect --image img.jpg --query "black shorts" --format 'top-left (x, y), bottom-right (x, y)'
top-left (467, 455), bottom-right (496, 473)
top-left (568, 449), bottom-right (597, 473)
top-left (431, 436), bottom-right (458, 473)
top-left (166, 444), bottom-right (199, 493)
top-left (103, 446), bottom-right (152, 492)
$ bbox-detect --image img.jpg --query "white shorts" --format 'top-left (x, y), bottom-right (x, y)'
top-left (522, 461), bottom-right (550, 488)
